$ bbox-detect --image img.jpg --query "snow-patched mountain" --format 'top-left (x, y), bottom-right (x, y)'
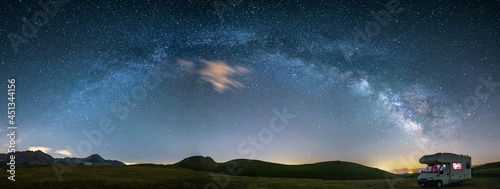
top-left (0, 150), bottom-right (125, 166)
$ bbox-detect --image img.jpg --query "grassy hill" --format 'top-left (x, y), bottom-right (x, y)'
top-left (213, 159), bottom-right (395, 180)
top-left (172, 156), bottom-right (396, 180)
top-left (173, 156), bottom-right (218, 172)
top-left (473, 161), bottom-right (500, 178)
top-left (0, 164), bottom-right (214, 188)
top-left (473, 161), bottom-right (500, 171)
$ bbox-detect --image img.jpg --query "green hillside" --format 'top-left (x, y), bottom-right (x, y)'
top-left (473, 161), bottom-right (500, 171)
top-left (0, 164), bottom-right (214, 188)
top-left (173, 156), bottom-right (218, 172)
top-left (215, 159), bottom-right (395, 180)
top-left (473, 161), bottom-right (500, 178)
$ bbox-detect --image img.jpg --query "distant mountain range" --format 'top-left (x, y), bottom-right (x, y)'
top-left (0, 150), bottom-right (125, 166)
top-left (173, 156), bottom-right (396, 180)
top-left (0, 150), bottom-right (54, 165)
top-left (55, 154), bottom-right (126, 166)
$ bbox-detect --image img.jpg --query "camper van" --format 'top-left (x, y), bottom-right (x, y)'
top-left (418, 153), bottom-right (471, 188)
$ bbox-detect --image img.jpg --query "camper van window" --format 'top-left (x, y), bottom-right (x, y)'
top-left (453, 163), bottom-right (462, 170)
top-left (466, 162), bottom-right (471, 169)
top-left (423, 164), bottom-right (443, 173)
top-left (441, 164), bottom-right (448, 173)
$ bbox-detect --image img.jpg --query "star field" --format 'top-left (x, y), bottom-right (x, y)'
top-left (0, 0), bottom-right (499, 173)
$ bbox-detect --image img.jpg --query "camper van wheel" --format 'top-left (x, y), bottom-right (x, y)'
top-left (457, 181), bottom-right (463, 186)
top-left (436, 181), bottom-right (442, 188)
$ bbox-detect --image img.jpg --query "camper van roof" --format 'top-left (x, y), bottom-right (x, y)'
top-left (419, 153), bottom-right (470, 164)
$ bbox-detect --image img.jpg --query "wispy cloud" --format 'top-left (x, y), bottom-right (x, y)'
top-left (199, 60), bottom-right (249, 92)
top-left (55, 150), bottom-right (72, 156)
top-left (27, 147), bottom-right (72, 157)
top-left (178, 59), bottom-right (195, 72)
top-left (28, 146), bottom-right (52, 153)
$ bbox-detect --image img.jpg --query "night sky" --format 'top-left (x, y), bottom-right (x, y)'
top-left (1, 0), bottom-right (499, 173)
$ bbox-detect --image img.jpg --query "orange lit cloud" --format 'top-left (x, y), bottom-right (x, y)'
top-left (28, 146), bottom-right (52, 153)
top-left (55, 150), bottom-right (72, 156)
top-left (199, 60), bottom-right (249, 92)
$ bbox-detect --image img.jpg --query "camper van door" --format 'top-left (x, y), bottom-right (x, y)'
top-left (442, 163), bottom-right (451, 185)
top-left (451, 161), bottom-right (466, 182)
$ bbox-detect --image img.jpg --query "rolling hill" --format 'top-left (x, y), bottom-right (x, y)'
top-left (473, 161), bottom-right (500, 178)
top-left (173, 156), bottom-right (218, 172)
top-left (473, 161), bottom-right (500, 171)
top-left (174, 156), bottom-right (396, 180)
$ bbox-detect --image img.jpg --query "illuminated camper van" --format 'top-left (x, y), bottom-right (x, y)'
top-left (418, 153), bottom-right (471, 188)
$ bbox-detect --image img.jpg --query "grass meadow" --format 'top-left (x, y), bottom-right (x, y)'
top-left (1, 164), bottom-right (499, 189)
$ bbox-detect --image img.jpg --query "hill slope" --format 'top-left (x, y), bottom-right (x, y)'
top-left (473, 161), bottom-right (500, 178)
top-left (173, 156), bottom-right (218, 172)
top-left (473, 161), bottom-right (500, 171)
top-left (174, 157), bottom-right (396, 180)
top-left (219, 159), bottom-right (394, 180)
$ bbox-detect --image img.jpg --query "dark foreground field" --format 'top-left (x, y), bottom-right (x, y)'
top-left (1, 164), bottom-right (499, 189)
